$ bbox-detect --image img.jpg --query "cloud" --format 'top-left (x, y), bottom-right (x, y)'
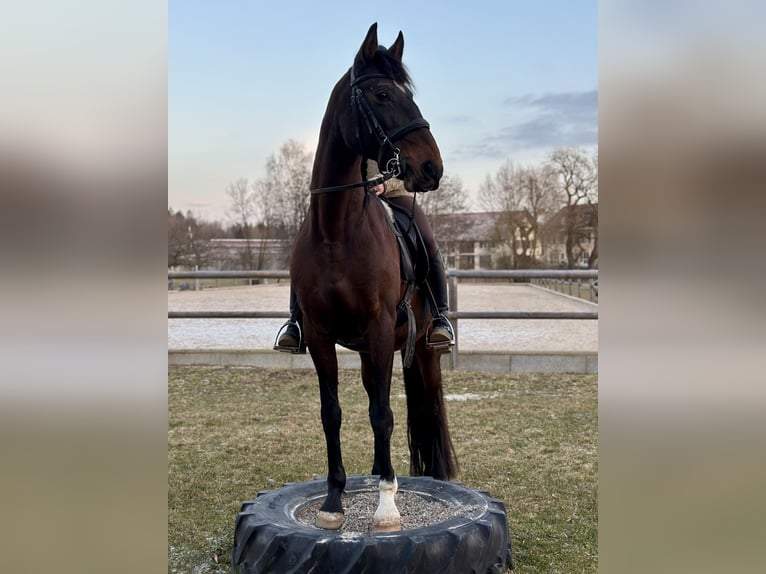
top-left (455, 89), bottom-right (598, 159)
top-left (508, 90), bottom-right (598, 116)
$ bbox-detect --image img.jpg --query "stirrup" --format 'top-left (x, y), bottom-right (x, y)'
top-left (273, 320), bottom-right (306, 354)
top-left (426, 314), bottom-right (454, 353)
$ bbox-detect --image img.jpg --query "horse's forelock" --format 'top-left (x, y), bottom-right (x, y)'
top-left (375, 47), bottom-right (412, 89)
top-left (354, 47), bottom-right (412, 91)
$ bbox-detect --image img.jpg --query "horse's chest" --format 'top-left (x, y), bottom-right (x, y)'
top-left (316, 240), bottom-right (394, 277)
top-left (294, 234), bottom-right (399, 319)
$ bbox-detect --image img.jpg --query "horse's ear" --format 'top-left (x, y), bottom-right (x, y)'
top-left (358, 22), bottom-right (378, 63)
top-left (389, 31), bottom-right (404, 62)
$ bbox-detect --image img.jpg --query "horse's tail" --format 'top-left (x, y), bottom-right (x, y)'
top-left (402, 347), bottom-right (458, 480)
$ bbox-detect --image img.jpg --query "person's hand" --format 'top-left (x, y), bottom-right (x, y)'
top-left (368, 180), bottom-right (385, 195)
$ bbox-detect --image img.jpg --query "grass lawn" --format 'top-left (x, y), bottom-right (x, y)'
top-left (168, 366), bottom-right (597, 573)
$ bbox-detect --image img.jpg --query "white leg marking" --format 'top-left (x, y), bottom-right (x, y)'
top-left (372, 477), bottom-right (401, 532)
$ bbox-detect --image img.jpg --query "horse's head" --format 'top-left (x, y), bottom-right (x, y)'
top-left (342, 23), bottom-right (443, 192)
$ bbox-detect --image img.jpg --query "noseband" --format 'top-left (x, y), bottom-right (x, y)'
top-left (310, 66), bottom-right (431, 196)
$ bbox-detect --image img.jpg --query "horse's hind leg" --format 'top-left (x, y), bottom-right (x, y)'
top-left (360, 350), bottom-right (401, 532)
top-left (307, 341), bottom-right (346, 530)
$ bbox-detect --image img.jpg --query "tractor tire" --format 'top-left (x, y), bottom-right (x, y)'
top-left (232, 474), bottom-right (512, 573)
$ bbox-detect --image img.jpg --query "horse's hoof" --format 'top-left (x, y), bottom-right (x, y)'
top-left (372, 517), bottom-right (401, 533)
top-left (315, 511), bottom-right (344, 530)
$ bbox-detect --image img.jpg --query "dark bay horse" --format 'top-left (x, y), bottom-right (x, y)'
top-left (290, 23), bottom-right (457, 532)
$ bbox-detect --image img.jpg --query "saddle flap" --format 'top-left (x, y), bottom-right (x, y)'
top-left (380, 197), bottom-right (429, 284)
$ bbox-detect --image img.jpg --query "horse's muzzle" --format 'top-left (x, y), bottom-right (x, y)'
top-left (420, 160), bottom-right (443, 190)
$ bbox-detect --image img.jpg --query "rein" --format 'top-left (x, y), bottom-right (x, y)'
top-left (310, 66), bottom-right (430, 196)
top-left (309, 169), bottom-right (397, 196)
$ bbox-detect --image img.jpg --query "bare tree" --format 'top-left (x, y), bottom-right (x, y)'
top-left (547, 148), bottom-right (598, 268)
top-left (478, 160), bottom-right (523, 213)
top-left (246, 178), bottom-right (273, 269)
top-left (477, 160), bottom-right (536, 268)
top-left (167, 208), bottom-right (221, 270)
top-left (167, 208), bottom-right (188, 268)
top-left (225, 177), bottom-right (255, 268)
top-left (417, 173), bottom-right (470, 239)
top-left (587, 150), bottom-right (599, 268)
top-left (517, 165), bottom-right (559, 266)
top-left (255, 139), bottom-right (312, 240)
top-left (548, 147), bottom-right (597, 205)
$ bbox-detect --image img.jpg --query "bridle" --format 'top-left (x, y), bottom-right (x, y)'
top-left (310, 65), bottom-right (431, 196)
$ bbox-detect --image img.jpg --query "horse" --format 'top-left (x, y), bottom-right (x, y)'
top-left (289, 23), bottom-right (458, 532)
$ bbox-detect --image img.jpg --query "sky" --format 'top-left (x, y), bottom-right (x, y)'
top-left (169, 0), bottom-right (597, 222)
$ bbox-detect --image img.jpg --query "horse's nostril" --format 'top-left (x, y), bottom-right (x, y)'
top-left (421, 160), bottom-right (442, 183)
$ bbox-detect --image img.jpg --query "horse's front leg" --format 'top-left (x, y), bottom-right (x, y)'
top-left (361, 347), bottom-right (400, 532)
top-left (307, 338), bottom-right (346, 530)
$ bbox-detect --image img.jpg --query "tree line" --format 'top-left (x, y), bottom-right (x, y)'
top-left (169, 140), bottom-right (597, 269)
top-left (477, 147), bottom-right (598, 269)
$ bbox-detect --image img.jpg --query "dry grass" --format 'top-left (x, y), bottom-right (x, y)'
top-left (168, 366), bottom-right (597, 573)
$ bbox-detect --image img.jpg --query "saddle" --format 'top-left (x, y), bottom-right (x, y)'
top-left (374, 195), bottom-right (430, 367)
top-left (377, 195), bottom-right (430, 285)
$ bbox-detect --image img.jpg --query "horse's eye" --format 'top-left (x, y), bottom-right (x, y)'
top-left (375, 90), bottom-right (389, 101)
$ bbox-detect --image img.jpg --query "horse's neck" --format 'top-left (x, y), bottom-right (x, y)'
top-left (310, 141), bottom-right (365, 243)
